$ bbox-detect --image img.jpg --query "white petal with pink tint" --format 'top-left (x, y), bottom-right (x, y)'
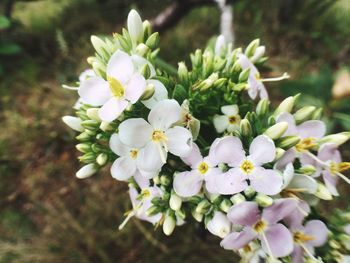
top-left (78, 77), bottom-right (111, 105)
top-left (98, 97), bottom-right (128, 122)
top-left (248, 135), bottom-right (276, 165)
top-left (173, 171), bottom-right (203, 197)
top-left (107, 50), bottom-right (134, 84)
top-left (124, 73), bottom-right (146, 103)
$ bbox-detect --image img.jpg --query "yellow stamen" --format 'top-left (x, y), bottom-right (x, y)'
top-left (240, 160), bottom-right (255, 174)
top-left (229, 115), bottom-right (240, 124)
top-left (293, 231), bottom-right (315, 244)
top-left (141, 188), bottom-right (151, 198)
top-left (152, 130), bottom-right (167, 142)
top-left (330, 162), bottom-right (350, 174)
top-left (253, 220), bottom-right (267, 233)
top-left (129, 149), bottom-right (138, 159)
top-left (295, 137), bottom-right (317, 152)
top-left (197, 162), bottom-right (209, 175)
top-left (107, 76), bottom-right (125, 98)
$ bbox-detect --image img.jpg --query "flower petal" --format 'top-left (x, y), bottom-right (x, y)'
top-left (220, 229), bottom-right (256, 250)
top-left (109, 133), bottom-right (132, 156)
top-left (137, 142), bottom-right (165, 172)
top-left (275, 148), bottom-right (297, 170)
top-left (173, 171), bottom-right (203, 197)
top-left (214, 168), bottom-right (248, 195)
top-left (248, 135), bottom-right (276, 165)
top-left (133, 171), bottom-right (150, 188)
top-left (107, 50), bottom-right (134, 84)
top-left (78, 77), bottom-right (111, 106)
top-left (139, 169), bottom-right (159, 180)
top-left (221, 105), bottom-right (239, 116)
top-left (98, 97), bottom-right (128, 122)
top-left (181, 143), bottom-right (202, 168)
top-left (262, 223), bottom-right (293, 257)
top-left (207, 211), bottom-right (231, 239)
top-left (318, 143), bottom-right (341, 163)
top-left (111, 156), bottom-right (136, 181)
top-left (282, 163), bottom-right (295, 188)
top-left (166, 126), bottom-right (193, 157)
top-left (284, 200), bottom-right (310, 229)
top-left (249, 167), bottom-right (283, 195)
top-left (288, 174), bottom-right (318, 194)
top-left (119, 118), bottom-right (153, 148)
top-left (142, 79), bottom-right (168, 109)
top-left (211, 136), bottom-right (245, 166)
top-left (204, 168), bottom-right (227, 194)
top-left (227, 201), bottom-right (260, 226)
top-left (297, 120), bottom-right (326, 139)
top-left (148, 99), bottom-right (182, 130)
top-left (304, 220), bottom-right (328, 247)
top-left (322, 170), bottom-right (339, 196)
top-left (213, 115), bottom-right (229, 133)
top-left (262, 198), bottom-right (298, 224)
top-left (276, 112), bottom-right (298, 136)
top-left (131, 55), bottom-right (156, 77)
top-left (125, 73), bottom-right (146, 103)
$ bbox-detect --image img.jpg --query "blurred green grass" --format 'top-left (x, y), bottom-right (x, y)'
top-left (1, 0), bottom-right (350, 262)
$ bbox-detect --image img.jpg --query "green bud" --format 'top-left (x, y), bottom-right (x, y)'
top-left (76, 131), bottom-right (92, 142)
top-left (214, 57), bottom-right (227, 71)
top-left (232, 83), bottom-right (247, 92)
top-left (99, 121), bottom-right (113, 132)
top-left (294, 106), bottom-right (316, 124)
top-left (178, 62), bottom-right (189, 85)
top-left (135, 43), bottom-right (150, 56)
top-left (92, 61), bottom-right (106, 78)
top-left (311, 108), bottom-right (323, 120)
top-left (146, 205), bottom-right (161, 216)
top-left (255, 193), bottom-right (274, 207)
top-left (114, 33), bottom-right (131, 52)
top-left (230, 60), bottom-right (242, 74)
top-left (256, 99), bottom-right (270, 116)
top-left (198, 73), bottom-right (218, 91)
top-left (163, 214), bottom-right (176, 236)
top-left (76, 163), bottom-right (98, 179)
top-left (81, 120), bottom-right (100, 131)
top-left (79, 152), bottom-right (96, 163)
top-left (160, 175), bottom-right (171, 186)
top-left (86, 108), bottom-right (101, 121)
top-left (240, 119), bottom-right (252, 137)
top-left (244, 187), bottom-right (256, 198)
top-left (315, 183), bottom-right (333, 200)
top-left (264, 122), bottom-right (288, 140)
top-left (85, 129), bottom-right (96, 136)
top-left (230, 194), bottom-right (246, 205)
top-left (319, 132), bottom-right (350, 146)
top-left (245, 39), bottom-right (260, 58)
top-left (175, 208), bottom-right (186, 220)
top-left (140, 83), bottom-right (155, 100)
top-left (90, 143), bottom-right (104, 153)
top-left (62, 116), bottom-right (84, 132)
top-left (169, 192), bottom-right (182, 211)
top-left (142, 20), bottom-right (152, 39)
top-left (274, 148), bottom-right (285, 161)
top-left (145, 32), bottom-right (160, 49)
top-left (267, 115), bottom-right (276, 126)
top-left (76, 143), bottom-right (91, 153)
top-left (96, 153), bottom-right (108, 166)
top-left (91, 36), bottom-right (109, 59)
top-left (195, 199), bottom-right (211, 214)
top-left (219, 199), bottom-right (232, 213)
top-left (191, 209), bottom-right (203, 222)
top-left (238, 68), bottom-right (251, 82)
top-left (274, 94), bottom-right (300, 116)
top-left (276, 136), bottom-right (301, 150)
top-left (203, 49), bottom-right (214, 74)
top-left (153, 174), bottom-right (160, 185)
top-left (191, 49), bottom-right (202, 68)
top-left (297, 165), bottom-right (317, 175)
top-left (213, 78), bottom-right (227, 89)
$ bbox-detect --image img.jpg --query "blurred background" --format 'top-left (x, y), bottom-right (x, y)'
top-left (1, 0), bottom-right (350, 262)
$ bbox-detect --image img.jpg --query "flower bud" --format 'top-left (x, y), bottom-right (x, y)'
top-left (79, 152), bottom-right (96, 163)
top-left (274, 148), bottom-right (285, 161)
top-left (311, 108), bottom-right (323, 120)
top-left (160, 175), bottom-right (171, 186)
top-left (146, 205), bottom-right (161, 216)
top-left (315, 183), bottom-right (333, 200)
top-left (140, 63), bottom-right (151, 79)
top-left (96, 153), bottom-right (108, 166)
top-left (213, 78), bottom-right (227, 88)
top-left (175, 208), bottom-right (186, 220)
top-left (250, 46), bottom-right (265, 63)
top-left (256, 99), bottom-right (270, 116)
top-left (91, 36), bottom-right (109, 59)
top-left (81, 119), bottom-right (100, 131)
top-left (197, 73), bottom-right (218, 90)
top-left (145, 32), bottom-right (159, 49)
top-left (135, 43), bottom-right (149, 56)
top-left (99, 121), bottom-right (113, 132)
top-left (215, 34), bottom-right (227, 55)
top-left (240, 119), bottom-right (252, 137)
top-left (62, 116), bottom-right (84, 132)
top-left (203, 49), bottom-right (214, 74)
top-left (219, 199), bottom-right (232, 213)
top-left (140, 83), bottom-right (155, 100)
top-left (245, 39), bottom-right (260, 58)
top-left (114, 33), bottom-right (131, 52)
top-left (178, 62), bottom-right (189, 85)
top-left (244, 187), bottom-right (256, 198)
top-left (191, 49), bottom-right (202, 68)
top-left (76, 143), bottom-right (91, 153)
top-left (191, 209), bottom-right (203, 222)
top-left (276, 136), bottom-right (301, 150)
top-left (163, 214), bottom-right (176, 236)
top-left (189, 117), bottom-right (200, 140)
top-left (76, 131), bottom-right (92, 142)
top-left (142, 20), bottom-right (151, 39)
top-left (86, 108), bottom-right (101, 121)
top-left (230, 193), bottom-right (246, 205)
top-left (76, 163), bottom-right (98, 179)
top-left (255, 193), bottom-right (274, 207)
top-left (127, 9), bottom-right (143, 43)
top-left (319, 132), bottom-right (350, 146)
top-left (274, 94), bottom-right (299, 115)
top-left (169, 192), bottom-right (182, 211)
top-left (294, 106), bottom-right (316, 124)
top-left (238, 68), bottom-right (251, 83)
top-left (264, 122), bottom-right (288, 140)
top-left (195, 199), bottom-right (211, 214)
top-left (297, 165), bottom-right (317, 175)
top-left (214, 58), bottom-right (227, 71)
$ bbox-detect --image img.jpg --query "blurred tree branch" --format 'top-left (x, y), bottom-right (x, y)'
top-left (150, 0), bottom-right (236, 33)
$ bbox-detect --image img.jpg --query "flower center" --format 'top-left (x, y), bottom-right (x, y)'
top-left (240, 160), bottom-right (255, 174)
top-left (254, 73), bottom-right (261, 80)
top-left (129, 149), bottom-right (138, 159)
top-left (229, 115), bottom-right (239, 124)
top-left (330, 162), bottom-right (350, 175)
top-left (293, 231), bottom-right (315, 244)
top-left (108, 76), bottom-right (125, 98)
top-left (197, 162), bottom-right (209, 175)
top-left (152, 130), bottom-right (167, 142)
top-left (141, 188), bottom-right (151, 198)
top-left (295, 137), bottom-right (317, 152)
top-left (253, 220), bottom-right (267, 233)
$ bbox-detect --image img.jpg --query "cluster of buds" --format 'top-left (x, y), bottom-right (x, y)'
top-left (62, 10), bottom-right (350, 262)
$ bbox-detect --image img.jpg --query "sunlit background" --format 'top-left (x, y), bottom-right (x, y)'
top-left (1, 0), bottom-right (350, 262)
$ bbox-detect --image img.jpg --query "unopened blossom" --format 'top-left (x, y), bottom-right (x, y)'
top-left (176, 100), bottom-right (200, 140)
top-left (207, 211), bottom-right (231, 238)
top-left (173, 142), bottom-right (221, 197)
top-left (221, 199), bottom-right (297, 258)
top-left (213, 105), bottom-right (241, 133)
top-left (118, 99), bottom-right (192, 172)
top-left (78, 50), bottom-right (147, 122)
top-left (141, 79), bottom-right (168, 109)
top-left (109, 133), bottom-right (157, 181)
top-left (213, 135), bottom-right (283, 195)
top-left (289, 220), bottom-right (328, 263)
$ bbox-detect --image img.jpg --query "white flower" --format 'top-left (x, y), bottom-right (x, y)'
top-left (62, 116), bottom-right (84, 132)
top-left (141, 79), bottom-right (168, 109)
top-left (118, 99), bottom-right (193, 172)
top-left (207, 211), bottom-right (231, 238)
top-left (127, 9), bottom-right (143, 43)
top-left (78, 50), bottom-right (147, 122)
top-left (76, 164), bottom-right (98, 179)
top-left (213, 105), bottom-right (241, 133)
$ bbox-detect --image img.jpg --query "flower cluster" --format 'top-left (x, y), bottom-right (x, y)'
top-left (62, 10), bottom-right (350, 262)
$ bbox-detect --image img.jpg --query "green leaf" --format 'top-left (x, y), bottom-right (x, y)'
top-left (0, 43), bottom-right (21, 55)
top-left (0, 16), bottom-right (10, 30)
top-left (172, 84), bottom-right (187, 103)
